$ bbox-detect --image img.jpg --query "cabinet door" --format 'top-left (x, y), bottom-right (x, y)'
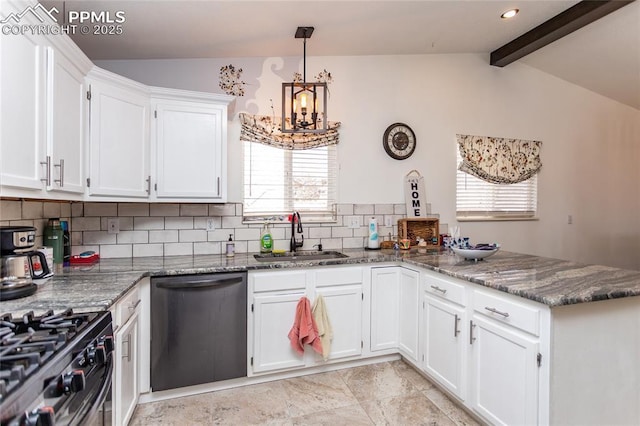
top-left (252, 292), bottom-right (307, 373)
top-left (88, 77), bottom-right (150, 197)
top-left (315, 284), bottom-right (363, 360)
top-left (370, 267), bottom-right (399, 351)
top-left (398, 268), bottom-right (420, 361)
top-left (114, 309), bottom-right (139, 426)
top-left (423, 294), bottom-right (466, 399)
top-left (469, 315), bottom-right (539, 426)
top-left (0, 31), bottom-right (47, 192)
top-left (153, 101), bottom-right (225, 200)
top-left (46, 48), bottom-right (85, 194)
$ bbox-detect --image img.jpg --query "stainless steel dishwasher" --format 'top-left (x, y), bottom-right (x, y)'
top-left (150, 272), bottom-right (247, 392)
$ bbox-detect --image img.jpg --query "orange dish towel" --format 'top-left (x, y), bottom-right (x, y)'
top-left (288, 297), bottom-right (323, 356)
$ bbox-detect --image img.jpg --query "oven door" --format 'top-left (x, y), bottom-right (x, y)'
top-left (58, 355), bottom-right (113, 426)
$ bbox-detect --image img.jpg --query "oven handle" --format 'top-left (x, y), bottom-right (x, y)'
top-left (80, 356), bottom-right (113, 425)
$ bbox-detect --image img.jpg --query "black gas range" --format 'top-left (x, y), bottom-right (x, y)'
top-left (0, 309), bottom-right (113, 425)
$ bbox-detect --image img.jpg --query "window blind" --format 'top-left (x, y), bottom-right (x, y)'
top-left (243, 141), bottom-right (337, 221)
top-left (456, 149), bottom-right (537, 220)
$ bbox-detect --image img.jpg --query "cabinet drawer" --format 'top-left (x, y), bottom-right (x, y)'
top-left (115, 286), bottom-right (140, 329)
top-left (315, 267), bottom-right (362, 287)
top-left (251, 270), bottom-right (307, 292)
top-left (472, 290), bottom-right (540, 336)
top-left (423, 273), bottom-right (465, 306)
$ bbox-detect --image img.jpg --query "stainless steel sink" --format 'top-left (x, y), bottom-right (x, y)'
top-left (253, 251), bottom-right (348, 262)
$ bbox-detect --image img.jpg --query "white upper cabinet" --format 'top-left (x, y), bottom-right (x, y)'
top-left (87, 67), bottom-right (151, 198)
top-left (46, 47), bottom-right (86, 195)
top-left (0, 29), bottom-right (47, 193)
top-left (0, 0), bottom-right (90, 200)
top-left (150, 88), bottom-right (232, 202)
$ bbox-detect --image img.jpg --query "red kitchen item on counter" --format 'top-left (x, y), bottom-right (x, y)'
top-left (69, 251), bottom-right (100, 265)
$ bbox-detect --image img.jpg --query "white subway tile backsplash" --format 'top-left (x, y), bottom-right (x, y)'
top-left (234, 227), bottom-right (260, 241)
top-left (209, 204), bottom-right (236, 216)
top-left (354, 204), bottom-right (374, 215)
top-left (337, 204), bottom-right (354, 216)
top-left (23, 201), bottom-right (43, 219)
top-left (72, 217), bottom-right (101, 231)
top-left (194, 242), bottom-right (220, 255)
top-left (180, 204), bottom-right (207, 216)
top-left (71, 203), bottom-right (83, 217)
top-left (0, 200), bottom-right (21, 220)
top-left (84, 202), bottom-right (117, 217)
top-left (4, 200), bottom-right (407, 258)
top-left (309, 227), bottom-right (331, 239)
top-left (179, 229), bottom-right (207, 242)
top-left (117, 231), bottom-right (149, 244)
top-left (343, 237), bottom-right (365, 249)
top-left (331, 227), bottom-right (352, 238)
top-left (118, 203), bottom-right (149, 217)
top-left (165, 217), bottom-right (194, 230)
top-left (164, 242), bottom-right (193, 256)
top-left (133, 243), bottom-right (163, 257)
top-left (83, 231), bottom-right (117, 245)
top-left (100, 244), bottom-right (132, 258)
top-left (150, 203), bottom-right (179, 217)
top-left (149, 230), bottom-right (178, 243)
top-left (134, 217), bottom-right (165, 230)
top-left (43, 202), bottom-right (62, 218)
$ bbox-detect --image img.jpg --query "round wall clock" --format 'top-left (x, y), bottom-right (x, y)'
top-left (383, 123), bottom-right (416, 160)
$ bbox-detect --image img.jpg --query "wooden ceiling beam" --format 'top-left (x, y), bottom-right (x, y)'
top-left (490, 0), bottom-right (635, 67)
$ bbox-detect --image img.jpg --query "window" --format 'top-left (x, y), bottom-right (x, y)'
top-left (243, 141), bottom-right (337, 221)
top-left (456, 149), bottom-right (537, 220)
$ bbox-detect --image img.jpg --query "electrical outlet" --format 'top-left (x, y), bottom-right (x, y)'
top-left (567, 215), bottom-right (573, 225)
top-left (107, 218), bottom-right (119, 234)
top-left (206, 218), bottom-right (216, 231)
top-left (348, 216), bottom-right (360, 229)
top-left (384, 217), bottom-right (392, 227)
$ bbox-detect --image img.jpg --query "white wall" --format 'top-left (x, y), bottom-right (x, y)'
top-left (96, 54), bottom-right (640, 270)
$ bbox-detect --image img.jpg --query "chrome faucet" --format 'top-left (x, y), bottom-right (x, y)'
top-left (290, 211), bottom-right (304, 252)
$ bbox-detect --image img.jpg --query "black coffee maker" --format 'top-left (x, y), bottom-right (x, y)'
top-left (0, 226), bottom-right (51, 300)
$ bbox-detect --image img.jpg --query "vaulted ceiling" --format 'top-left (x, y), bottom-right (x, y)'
top-left (40, 1), bottom-right (640, 109)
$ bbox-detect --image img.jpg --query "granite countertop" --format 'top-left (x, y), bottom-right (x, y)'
top-left (2, 248), bottom-right (639, 316)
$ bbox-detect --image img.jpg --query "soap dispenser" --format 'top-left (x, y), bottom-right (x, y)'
top-left (260, 222), bottom-right (273, 253)
top-left (226, 234), bottom-right (235, 257)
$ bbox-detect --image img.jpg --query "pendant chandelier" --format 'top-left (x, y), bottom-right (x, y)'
top-left (281, 26), bottom-right (328, 134)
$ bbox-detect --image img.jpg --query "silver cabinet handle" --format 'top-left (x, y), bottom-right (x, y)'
top-left (128, 299), bottom-right (141, 311)
top-left (485, 306), bottom-right (510, 318)
top-left (145, 176), bottom-right (151, 194)
top-left (40, 156), bottom-right (51, 186)
top-left (54, 158), bottom-right (64, 187)
top-left (469, 320), bottom-right (476, 344)
top-left (122, 333), bottom-right (131, 361)
top-left (217, 177), bottom-right (220, 195)
top-left (430, 285), bottom-right (447, 294)
top-left (454, 314), bottom-right (460, 337)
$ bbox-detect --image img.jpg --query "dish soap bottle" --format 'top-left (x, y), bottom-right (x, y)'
top-left (260, 222), bottom-right (273, 253)
top-left (226, 234), bottom-right (235, 257)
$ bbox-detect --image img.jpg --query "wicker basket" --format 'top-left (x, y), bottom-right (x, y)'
top-left (398, 218), bottom-right (440, 247)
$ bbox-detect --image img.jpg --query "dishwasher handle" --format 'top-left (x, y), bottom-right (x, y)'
top-left (155, 276), bottom-right (244, 290)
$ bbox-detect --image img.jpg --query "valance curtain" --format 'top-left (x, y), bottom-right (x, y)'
top-left (239, 113), bottom-right (341, 150)
top-left (456, 134), bottom-right (542, 184)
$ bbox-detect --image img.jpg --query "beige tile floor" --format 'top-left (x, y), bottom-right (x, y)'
top-left (130, 360), bottom-right (482, 426)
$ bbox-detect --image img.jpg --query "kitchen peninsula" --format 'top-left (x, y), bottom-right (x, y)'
top-left (1, 249), bottom-right (639, 425)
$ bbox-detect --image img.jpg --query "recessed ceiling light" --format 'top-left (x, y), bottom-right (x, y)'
top-left (501, 8), bottom-right (519, 19)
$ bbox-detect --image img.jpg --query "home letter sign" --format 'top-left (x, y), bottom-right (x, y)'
top-left (404, 170), bottom-right (427, 217)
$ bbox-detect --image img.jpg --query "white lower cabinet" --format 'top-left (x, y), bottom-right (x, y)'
top-left (249, 267), bottom-right (364, 375)
top-left (111, 286), bottom-right (141, 426)
top-left (252, 291), bottom-right (307, 373)
top-left (397, 268), bottom-right (420, 362)
top-left (370, 267), bottom-right (400, 352)
top-left (422, 294), bottom-right (466, 399)
top-left (468, 314), bottom-right (539, 426)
